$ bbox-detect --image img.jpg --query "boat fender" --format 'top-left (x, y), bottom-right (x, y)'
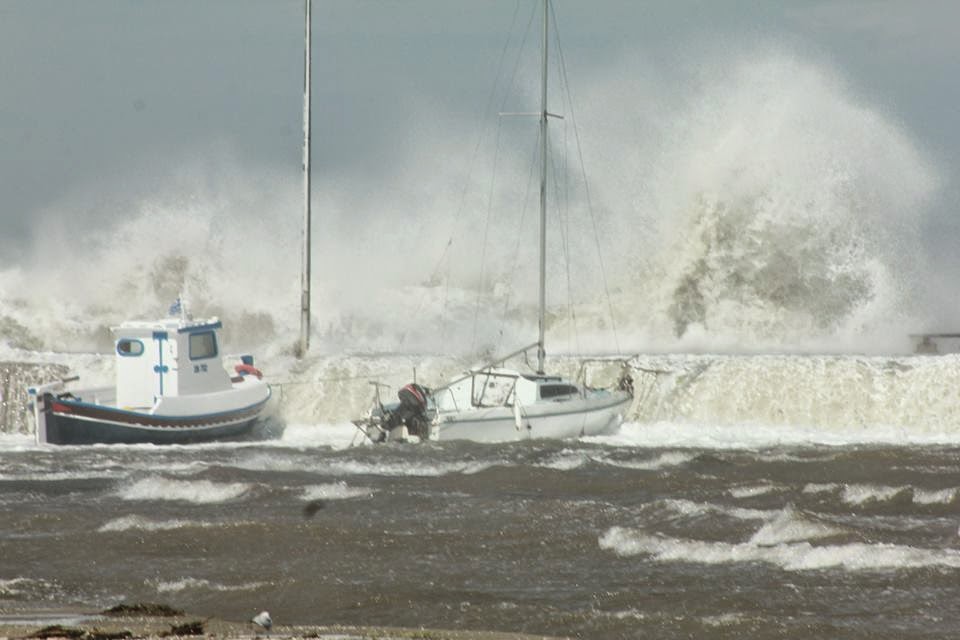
top-left (234, 363), bottom-right (263, 379)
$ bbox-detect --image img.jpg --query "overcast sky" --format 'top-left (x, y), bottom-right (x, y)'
top-left (2, 1), bottom-right (959, 298)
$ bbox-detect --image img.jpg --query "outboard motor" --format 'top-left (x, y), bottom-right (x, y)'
top-left (385, 382), bottom-right (431, 438)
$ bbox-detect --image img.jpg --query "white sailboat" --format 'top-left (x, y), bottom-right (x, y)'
top-left (355, 0), bottom-right (633, 443)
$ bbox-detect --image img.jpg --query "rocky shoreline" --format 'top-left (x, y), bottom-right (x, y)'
top-left (0, 606), bottom-right (564, 640)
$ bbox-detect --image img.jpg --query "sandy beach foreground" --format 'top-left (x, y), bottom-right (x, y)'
top-left (0, 610), bottom-right (565, 640)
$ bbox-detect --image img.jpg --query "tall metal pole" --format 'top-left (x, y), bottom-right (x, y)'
top-left (299, 0), bottom-right (312, 358)
top-left (536, 0), bottom-right (548, 374)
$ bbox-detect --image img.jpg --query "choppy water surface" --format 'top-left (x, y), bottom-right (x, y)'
top-left (2, 5), bottom-right (955, 637)
top-left (4, 426), bottom-right (960, 639)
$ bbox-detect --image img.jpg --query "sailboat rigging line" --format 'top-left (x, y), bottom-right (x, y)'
top-left (483, 3), bottom-right (550, 357)
top-left (495, 130), bottom-right (543, 357)
top-left (439, 0), bottom-right (526, 352)
top-left (551, 13), bottom-right (580, 355)
top-left (562, 123), bottom-right (582, 356)
top-left (470, 118), bottom-right (505, 354)
top-left (465, 1), bottom-right (541, 356)
top-left (550, 2), bottom-right (623, 356)
top-left (498, 2), bottom-right (540, 114)
top-left (429, 341), bottom-right (540, 397)
top-left (548, 127), bottom-right (582, 357)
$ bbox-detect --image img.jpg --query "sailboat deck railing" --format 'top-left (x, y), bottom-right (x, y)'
top-left (429, 341), bottom-right (540, 398)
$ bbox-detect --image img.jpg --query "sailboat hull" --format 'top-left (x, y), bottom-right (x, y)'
top-left (435, 390), bottom-right (631, 443)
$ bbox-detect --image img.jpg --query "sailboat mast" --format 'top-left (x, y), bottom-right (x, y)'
top-left (537, 0), bottom-right (548, 375)
top-left (299, 0), bottom-right (312, 357)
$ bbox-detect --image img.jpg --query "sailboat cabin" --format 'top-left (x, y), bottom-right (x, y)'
top-left (113, 317), bottom-right (232, 409)
top-left (434, 368), bottom-right (579, 413)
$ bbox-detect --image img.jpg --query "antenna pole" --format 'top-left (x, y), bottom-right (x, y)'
top-left (299, 0), bottom-right (312, 358)
top-left (537, 0), bottom-right (548, 374)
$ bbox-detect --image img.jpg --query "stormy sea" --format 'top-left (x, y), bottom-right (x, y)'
top-left (4, 403), bottom-right (960, 639)
top-left (2, 45), bottom-right (959, 639)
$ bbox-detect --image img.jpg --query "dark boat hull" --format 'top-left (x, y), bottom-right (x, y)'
top-left (38, 393), bottom-right (269, 445)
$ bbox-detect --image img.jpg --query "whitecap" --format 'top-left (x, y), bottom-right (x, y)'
top-left (841, 484), bottom-right (906, 505)
top-left (98, 515), bottom-right (216, 532)
top-left (538, 450), bottom-right (589, 471)
top-left (154, 577), bottom-right (270, 593)
top-left (748, 508), bottom-right (845, 546)
top-left (660, 498), bottom-right (770, 522)
top-left (913, 487), bottom-right (957, 505)
top-left (599, 526), bottom-right (960, 572)
top-left (600, 451), bottom-right (697, 471)
top-left (802, 483), bottom-right (839, 495)
top-left (729, 484), bottom-right (781, 499)
top-left (322, 459), bottom-right (495, 477)
top-left (702, 613), bottom-right (749, 627)
top-left (0, 577), bottom-right (31, 596)
top-left (0, 470), bottom-right (117, 482)
top-left (302, 482), bottom-right (373, 501)
top-left (116, 477), bottom-right (251, 504)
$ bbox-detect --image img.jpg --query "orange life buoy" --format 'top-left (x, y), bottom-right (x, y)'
top-left (234, 363), bottom-right (263, 379)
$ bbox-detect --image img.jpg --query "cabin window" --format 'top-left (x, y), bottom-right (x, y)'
top-left (116, 339), bottom-right (144, 357)
top-left (189, 331), bottom-right (218, 360)
top-left (471, 373), bottom-right (515, 407)
top-left (540, 384), bottom-right (579, 400)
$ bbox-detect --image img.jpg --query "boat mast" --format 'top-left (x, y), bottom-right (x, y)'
top-left (299, 0), bottom-right (312, 358)
top-left (537, 0), bottom-right (548, 375)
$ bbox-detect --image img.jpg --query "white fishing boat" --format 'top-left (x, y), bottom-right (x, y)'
top-left (28, 307), bottom-right (271, 445)
top-left (355, 0), bottom-right (633, 443)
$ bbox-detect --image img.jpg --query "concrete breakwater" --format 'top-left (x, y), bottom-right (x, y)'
top-left (0, 362), bottom-right (70, 435)
top-left (8, 351), bottom-right (960, 440)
